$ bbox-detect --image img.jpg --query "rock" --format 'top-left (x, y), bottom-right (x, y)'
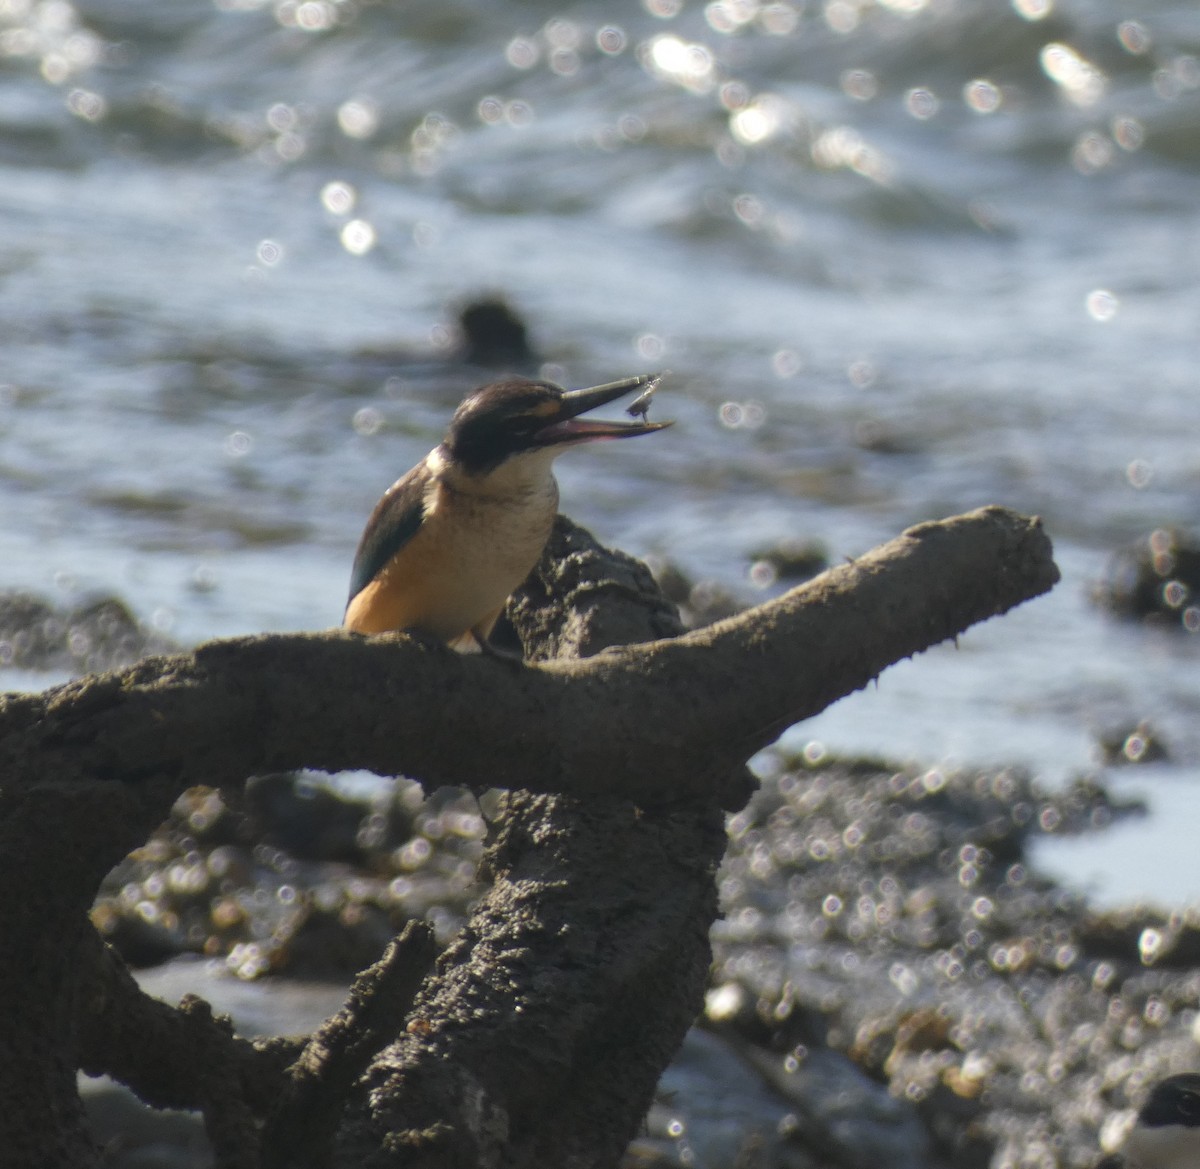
top-left (1096, 528), bottom-right (1200, 630)
top-left (0, 590), bottom-right (175, 673)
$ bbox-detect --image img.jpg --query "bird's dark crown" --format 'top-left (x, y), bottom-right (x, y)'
top-left (443, 378), bottom-right (567, 475)
top-left (1140, 1073), bottom-right (1200, 1129)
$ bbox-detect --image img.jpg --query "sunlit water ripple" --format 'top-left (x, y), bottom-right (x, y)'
top-left (2, 0), bottom-right (1200, 906)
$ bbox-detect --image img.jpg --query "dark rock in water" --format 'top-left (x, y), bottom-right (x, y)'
top-left (93, 776), bottom-right (486, 978)
top-left (1096, 528), bottom-right (1200, 629)
top-left (852, 417), bottom-right (920, 455)
top-left (701, 754), bottom-right (1185, 1169)
top-left (643, 554), bottom-right (743, 629)
top-left (633, 1027), bottom-right (931, 1169)
top-left (1078, 905), bottom-right (1200, 968)
top-left (644, 556), bottom-right (693, 608)
top-left (243, 772), bottom-right (414, 864)
top-left (747, 538), bottom-right (829, 584)
top-left (458, 296), bottom-right (535, 369)
top-left (741, 1039), bottom-right (932, 1169)
top-left (0, 590), bottom-right (176, 673)
top-left (1097, 720), bottom-right (1170, 766)
top-left (90, 903), bottom-right (189, 970)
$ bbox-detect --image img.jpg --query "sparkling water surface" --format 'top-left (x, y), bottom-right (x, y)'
top-left (3, 0), bottom-right (1200, 906)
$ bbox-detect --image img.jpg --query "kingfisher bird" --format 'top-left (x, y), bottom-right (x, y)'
top-left (1095, 1073), bottom-right (1200, 1169)
top-left (344, 373), bottom-right (669, 653)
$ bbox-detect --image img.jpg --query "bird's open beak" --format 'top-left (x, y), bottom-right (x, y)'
top-left (535, 373), bottom-right (671, 445)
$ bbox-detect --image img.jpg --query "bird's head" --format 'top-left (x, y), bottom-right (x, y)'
top-left (1119, 1073), bottom-right (1200, 1169)
top-left (444, 374), bottom-right (669, 476)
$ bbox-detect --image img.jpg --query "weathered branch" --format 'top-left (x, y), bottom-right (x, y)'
top-left (0, 506), bottom-right (1057, 808)
top-left (263, 920), bottom-right (438, 1169)
top-left (0, 506), bottom-right (1059, 1168)
top-left (75, 927), bottom-right (304, 1168)
top-left (333, 522), bottom-right (726, 1169)
top-left (324, 508), bottom-right (1057, 1168)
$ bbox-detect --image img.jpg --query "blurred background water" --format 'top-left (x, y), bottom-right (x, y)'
top-left (2, 0), bottom-right (1199, 905)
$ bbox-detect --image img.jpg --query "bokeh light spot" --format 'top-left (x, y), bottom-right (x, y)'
top-left (811, 126), bottom-right (891, 182)
top-left (645, 34), bottom-right (715, 93)
top-left (352, 406), bottom-right (384, 436)
top-left (905, 88), bottom-right (939, 119)
top-left (760, 4), bottom-right (799, 35)
top-left (340, 219), bottom-right (376, 255)
top-left (635, 332), bottom-right (666, 360)
top-left (705, 0), bottom-right (760, 34)
top-left (733, 192), bottom-right (764, 226)
top-left (719, 402), bottom-right (744, 429)
top-left (256, 239), bottom-right (283, 266)
top-left (1086, 288), bottom-right (1119, 321)
top-left (1173, 55), bottom-right (1200, 89)
top-left (337, 98), bottom-right (378, 140)
top-left (505, 100), bottom-right (535, 126)
top-left (505, 37), bottom-right (539, 69)
top-left (1117, 20), bottom-right (1151, 55)
top-left (1162, 580), bottom-right (1187, 609)
top-left (730, 96), bottom-right (786, 144)
top-left (718, 400), bottom-right (766, 429)
top-left (1012, 0), bottom-right (1052, 19)
top-left (320, 180), bottom-right (356, 215)
top-left (596, 25), bottom-right (627, 54)
top-left (1138, 927), bottom-right (1163, 964)
top-left (477, 95), bottom-right (504, 124)
top-left (1126, 459), bottom-right (1151, 489)
top-left (772, 348), bottom-right (801, 377)
top-left (748, 559), bottom-right (777, 588)
top-left (1112, 116), bottom-right (1144, 151)
top-left (720, 80), bottom-right (751, 110)
top-left (1071, 131), bottom-right (1113, 174)
top-left (66, 87), bottom-right (106, 121)
top-left (1040, 42), bottom-right (1106, 107)
top-left (225, 431), bottom-right (253, 457)
top-left (841, 69), bottom-right (878, 101)
top-left (848, 358), bottom-right (876, 388)
top-left (294, 1), bottom-right (336, 32)
top-left (273, 131), bottom-right (306, 162)
top-left (619, 114), bottom-right (646, 141)
top-left (549, 48), bottom-right (580, 76)
top-left (824, 0), bottom-right (859, 34)
top-left (266, 102), bottom-right (296, 133)
top-left (545, 18), bottom-right (581, 49)
top-left (963, 79), bottom-right (1001, 114)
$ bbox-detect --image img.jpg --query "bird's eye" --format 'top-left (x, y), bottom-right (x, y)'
top-left (1178, 1092), bottom-right (1200, 1119)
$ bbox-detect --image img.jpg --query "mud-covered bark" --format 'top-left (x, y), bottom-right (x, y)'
top-left (0, 507), bottom-right (1056, 806)
top-left (0, 507), bottom-right (1059, 1168)
top-left (261, 921), bottom-right (439, 1169)
top-left (331, 524), bottom-right (732, 1168)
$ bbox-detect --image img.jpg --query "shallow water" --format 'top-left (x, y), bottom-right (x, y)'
top-left (3, 0), bottom-right (1200, 905)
